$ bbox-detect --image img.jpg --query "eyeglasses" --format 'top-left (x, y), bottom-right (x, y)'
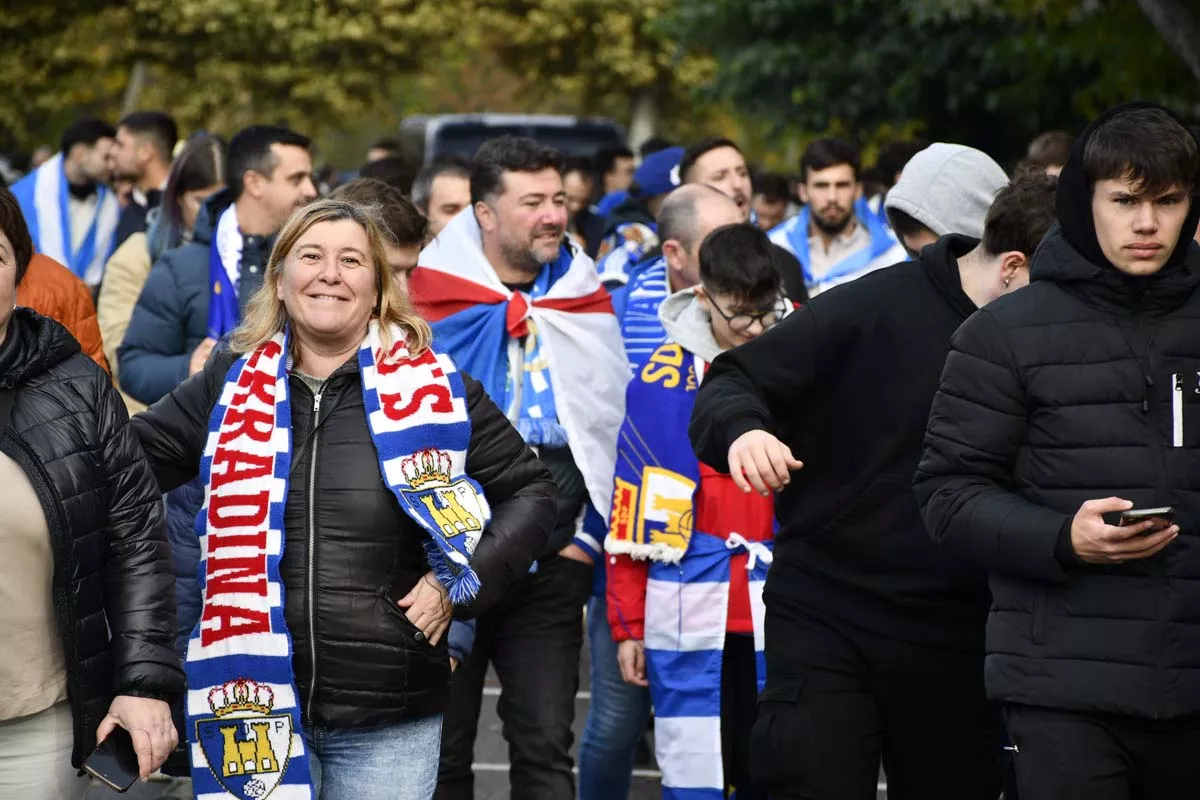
top-left (704, 289), bottom-right (789, 333)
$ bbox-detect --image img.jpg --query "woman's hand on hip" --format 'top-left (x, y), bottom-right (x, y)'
top-left (98, 695), bottom-right (178, 781)
top-left (397, 571), bottom-right (452, 647)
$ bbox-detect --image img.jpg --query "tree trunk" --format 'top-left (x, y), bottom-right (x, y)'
top-left (121, 60), bottom-right (148, 114)
top-left (1134, 0), bottom-right (1200, 84)
top-left (628, 87), bottom-right (659, 153)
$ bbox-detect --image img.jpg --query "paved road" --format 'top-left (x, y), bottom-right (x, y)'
top-left (90, 613), bottom-right (889, 799)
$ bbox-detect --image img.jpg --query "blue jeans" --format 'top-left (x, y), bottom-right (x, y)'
top-left (305, 713), bottom-right (442, 800)
top-left (578, 594), bottom-right (653, 800)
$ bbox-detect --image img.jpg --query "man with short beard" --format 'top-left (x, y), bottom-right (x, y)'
top-left (108, 111), bottom-right (178, 250)
top-left (770, 139), bottom-right (905, 296)
top-left (10, 118), bottom-right (119, 288)
top-left (410, 136), bottom-right (629, 800)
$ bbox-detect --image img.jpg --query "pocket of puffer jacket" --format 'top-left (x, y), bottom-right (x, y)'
top-left (1029, 587), bottom-right (1047, 645)
top-left (749, 678), bottom-right (808, 790)
top-left (378, 587), bottom-right (426, 640)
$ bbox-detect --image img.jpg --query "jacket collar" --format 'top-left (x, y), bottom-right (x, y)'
top-left (0, 308), bottom-right (83, 389)
top-left (1031, 224), bottom-right (1200, 313)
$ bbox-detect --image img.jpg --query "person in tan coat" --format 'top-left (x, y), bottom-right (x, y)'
top-left (15, 253), bottom-right (107, 372)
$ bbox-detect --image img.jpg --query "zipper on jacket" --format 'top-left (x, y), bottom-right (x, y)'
top-left (1173, 373), bottom-right (1184, 447)
top-left (305, 387), bottom-right (324, 720)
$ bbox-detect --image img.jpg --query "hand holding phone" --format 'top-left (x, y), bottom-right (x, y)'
top-left (83, 725), bottom-right (140, 793)
top-left (1071, 497), bottom-right (1179, 565)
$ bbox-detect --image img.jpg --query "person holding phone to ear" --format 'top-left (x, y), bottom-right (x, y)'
top-left (0, 185), bottom-right (184, 798)
top-left (917, 104), bottom-right (1200, 799)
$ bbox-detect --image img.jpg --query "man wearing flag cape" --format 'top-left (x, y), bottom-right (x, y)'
top-left (10, 118), bottom-right (119, 289)
top-left (411, 136), bottom-right (628, 800)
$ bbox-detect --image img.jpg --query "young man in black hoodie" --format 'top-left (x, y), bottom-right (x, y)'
top-left (916, 104), bottom-right (1200, 799)
top-left (689, 169), bottom-right (1057, 799)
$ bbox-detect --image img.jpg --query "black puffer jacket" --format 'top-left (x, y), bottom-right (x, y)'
top-left (132, 344), bottom-right (557, 728)
top-left (0, 308), bottom-right (184, 766)
top-left (916, 103), bottom-right (1200, 718)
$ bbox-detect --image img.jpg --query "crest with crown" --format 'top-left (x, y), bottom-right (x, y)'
top-left (208, 678), bottom-right (275, 718)
top-left (401, 449), bottom-right (453, 489)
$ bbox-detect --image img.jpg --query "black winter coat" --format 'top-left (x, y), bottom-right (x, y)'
top-left (915, 104), bottom-right (1200, 718)
top-left (132, 344), bottom-right (557, 728)
top-left (0, 308), bottom-right (184, 766)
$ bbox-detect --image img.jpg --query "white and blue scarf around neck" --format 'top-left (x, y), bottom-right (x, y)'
top-left (9, 152), bottom-right (118, 285)
top-left (186, 321), bottom-right (490, 800)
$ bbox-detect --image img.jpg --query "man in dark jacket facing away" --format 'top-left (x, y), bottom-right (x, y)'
top-left (689, 165), bottom-right (1058, 799)
top-left (916, 104), bottom-right (1200, 799)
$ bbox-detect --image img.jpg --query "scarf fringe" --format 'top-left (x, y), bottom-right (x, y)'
top-left (423, 539), bottom-right (482, 606)
top-left (604, 536), bottom-right (686, 564)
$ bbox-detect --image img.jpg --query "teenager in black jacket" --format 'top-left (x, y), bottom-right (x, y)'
top-left (689, 166), bottom-right (1057, 799)
top-left (0, 188), bottom-right (183, 796)
top-left (917, 104), bottom-right (1200, 799)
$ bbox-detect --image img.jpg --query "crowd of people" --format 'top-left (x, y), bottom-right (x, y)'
top-left (0, 100), bottom-right (1198, 800)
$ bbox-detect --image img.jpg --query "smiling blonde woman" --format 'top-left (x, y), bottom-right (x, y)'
top-left (132, 199), bottom-right (557, 800)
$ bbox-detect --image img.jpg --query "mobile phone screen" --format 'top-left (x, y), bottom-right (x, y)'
top-left (83, 726), bottom-right (140, 792)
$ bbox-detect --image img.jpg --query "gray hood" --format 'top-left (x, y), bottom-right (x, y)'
top-left (658, 288), bottom-right (725, 363)
top-left (884, 143), bottom-right (1008, 239)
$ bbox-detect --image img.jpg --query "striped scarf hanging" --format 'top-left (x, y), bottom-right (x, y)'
top-left (185, 321), bottom-right (489, 799)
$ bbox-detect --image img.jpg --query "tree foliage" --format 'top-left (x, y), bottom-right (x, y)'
top-left (666, 0), bottom-right (1200, 162)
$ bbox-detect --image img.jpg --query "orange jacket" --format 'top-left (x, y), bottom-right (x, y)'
top-left (16, 254), bottom-right (109, 373)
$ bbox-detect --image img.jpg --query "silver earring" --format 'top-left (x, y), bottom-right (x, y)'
top-left (1003, 277), bottom-right (1011, 288)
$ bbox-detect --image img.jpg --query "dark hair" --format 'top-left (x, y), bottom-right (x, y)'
top-left (640, 137), bottom-right (673, 158)
top-left (359, 154), bottom-right (419, 195)
top-left (330, 177), bottom-right (428, 248)
top-left (887, 208), bottom-right (934, 241)
top-left (875, 139), bottom-right (927, 184)
top-left (151, 133), bottom-right (227, 261)
top-left (800, 138), bottom-right (861, 182)
top-left (470, 136), bottom-right (565, 205)
top-left (1027, 131), bottom-right (1074, 168)
top-left (359, 154), bottom-right (420, 195)
top-left (411, 156), bottom-right (471, 212)
top-left (680, 138), bottom-right (742, 184)
top-left (753, 171), bottom-right (790, 203)
top-left (370, 137), bottom-right (400, 154)
top-left (981, 171), bottom-right (1058, 258)
top-left (595, 145), bottom-right (635, 178)
top-left (699, 222), bottom-right (782, 302)
top-left (117, 111), bottom-right (179, 163)
top-left (0, 187), bottom-right (35, 286)
top-left (1082, 108), bottom-right (1199, 195)
top-left (227, 125), bottom-right (310, 201)
top-left (59, 118), bottom-right (116, 155)
top-left (563, 155), bottom-right (594, 180)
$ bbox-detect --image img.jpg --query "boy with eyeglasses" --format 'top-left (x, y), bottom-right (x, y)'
top-left (689, 170), bottom-right (1059, 799)
top-left (605, 222), bottom-right (787, 800)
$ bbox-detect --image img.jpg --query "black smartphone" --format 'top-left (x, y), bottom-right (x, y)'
top-left (1119, 506), bottom-right (1175, 534)
top-left (83, 725), bottom-right (140, 792)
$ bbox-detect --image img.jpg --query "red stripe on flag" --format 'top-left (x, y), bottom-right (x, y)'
top-left (408, 267), bottom-right (507, 322)
top-left (533, 286), bottom-right (615, 316)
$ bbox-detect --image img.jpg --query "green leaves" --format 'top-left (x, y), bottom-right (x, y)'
top-left (667, 0), bottom-right (1200, 162)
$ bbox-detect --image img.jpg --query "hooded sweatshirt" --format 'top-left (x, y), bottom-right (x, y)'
top-left (884, 143), bottom-right (1009, 241)
top-left (690, 236), bottom-right (992, 649)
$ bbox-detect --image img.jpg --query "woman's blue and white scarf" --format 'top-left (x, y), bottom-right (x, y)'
top-left (185, 320), bottom-right (489, 800)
